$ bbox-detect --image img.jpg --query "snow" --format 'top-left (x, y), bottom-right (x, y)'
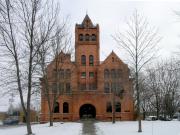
top-left (1, 120), bottom-right (180, 135)
top-left (0, 122), bottom-right (82, 135)
top-left (96, 120), bottom-right (180, 135)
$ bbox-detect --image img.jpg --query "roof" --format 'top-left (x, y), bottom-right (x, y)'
top-left (76, 14), bottom-right (97, 28)
top-left (101, 51), bottom-right (126, 66)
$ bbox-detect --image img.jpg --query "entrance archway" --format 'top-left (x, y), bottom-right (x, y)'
top-left (79, 104), bottom-right (96, 119)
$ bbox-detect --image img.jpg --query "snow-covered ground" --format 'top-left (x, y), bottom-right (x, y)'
top-left (0, 122), bottom-right (82, 135)
top-left (0, 120), bottom-right (179, 135)
top-left (96, 120), bottom-right (180, 135)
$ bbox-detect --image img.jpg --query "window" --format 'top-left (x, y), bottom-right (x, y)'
top-left (81, 55), bottom-right (86, 66)
top-left (112, 57), bottom-right (115, 62)
top-left (91, 34), bottom-right (96, 41)
top-left (80, 83), bottom-right (86, 90)
top-left (111, 82), bottom-right (116, 92)
top-left (66, 83), bottom-right (71, 93)
top-left (52, 83), bottom-right (57, 93)
top-left (104, 69), bottom-right (110, 79)
top-left (59, 83), bottom-right (64, 93)
top-left (116, 84), bottom-right (124, 97)
top-left (104, 82), bottom-right (110, 93)
top-left (89, 55), bottom-right (94, 66)
top-left (106, 102), bottom-right (112, 113)
top-left (89, 83), bottom-right (96, 90)
top-left (54, 102), bottom-right (59, 113)
top-left (63, 102), bottom-right (69, 113)
top-left (65, 69), bottom-right (71, 79)
top-left (81, 72), bottom-right (86, 78)
top-left (85, 20), bottom-right (89, 27)
top-left (111, 69), bottom-right (116, 79)
top-left (85, 34), bottom-right (90, 41)
top-left (115, 102), bottom-right (121, 112)
top-left (59, 69), bottom-right (64, 79)
top-left (89, 72), bottom-right (94, 78)
top-left (117, 69), bottom-right (122, 78)
top-left (79, 34), bottom-right (83, 41)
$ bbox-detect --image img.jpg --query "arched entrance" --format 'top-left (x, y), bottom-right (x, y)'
top-left (79, 104), bottom-right (96, 119)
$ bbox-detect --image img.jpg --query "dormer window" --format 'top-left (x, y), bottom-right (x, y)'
top-left (85, 34), bottom-right (89, 41)
top-left (85, 20), bottom-right (89, 27)
top-left (79, 34), bottom-right (83, 41)
top-left (112, 57), bottom-right (115, 62)
top-left (92, 34), bottom-right (96, 41)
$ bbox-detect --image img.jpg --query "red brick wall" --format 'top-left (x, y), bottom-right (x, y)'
top-left (40, 16), bottom-right (134, 123)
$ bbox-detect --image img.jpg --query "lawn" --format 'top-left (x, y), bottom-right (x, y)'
top-left (96, 120), bottom-right (180, 135)
top-left (0, 120), bottom-right (179, 135)
top-left (0, 122), bottom-right (82, 135)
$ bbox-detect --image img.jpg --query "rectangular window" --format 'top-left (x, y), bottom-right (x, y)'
top-left (52, 83), bottom-right (57, 93)
top-left (104, 82), bottom-right (110, 93)
top-left (80, 83), bottom-right (86, 90)
top-left (89, 72), bottom-right (94, 78)
top-left (66, 83), bottom-right (71, 93)
top-left (111, 82), bottom-right (116, 92)
top-left (81, 72), bottom-right (86, 78)
top-left (89, 83), bottom-right (97, 90)
top-left (106, 102), bottom-right (112, 113)
top-left (59, 83), bottom-right (64, 93)
top-left (115, 102), bottom-right (121, 112)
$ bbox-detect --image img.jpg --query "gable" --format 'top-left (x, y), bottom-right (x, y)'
top-left (101, 51), bottom-right (127, 68)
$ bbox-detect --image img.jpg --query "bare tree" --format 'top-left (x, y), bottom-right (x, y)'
top-left (38, 22), bottom-right (72, 126)
top-left (113, 10), bottom-right (161, 132)
top-left (145, 67), bottom-right (162, 119)
top-left (157, 60), bottom-right (180, 118)
top-left (144, 59), bottom-right (180, 119)
top-left (0, 0), bottom-right (59, 134)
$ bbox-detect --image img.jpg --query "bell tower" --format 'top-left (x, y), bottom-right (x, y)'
top-left (75, 14), bottom-right (99, 90)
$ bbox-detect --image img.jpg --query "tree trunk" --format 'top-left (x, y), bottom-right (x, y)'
top-left (112, 92), bottom-right (115, 124)
top-left (49, 111), bottom-right (53, 126)
top-left (25, 110), bottom-right (33, 135)
top-left (48, 100), bottom-right (53, 126)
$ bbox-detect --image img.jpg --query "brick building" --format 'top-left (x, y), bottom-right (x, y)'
top-left (40, 15), bottom-right (134, 122)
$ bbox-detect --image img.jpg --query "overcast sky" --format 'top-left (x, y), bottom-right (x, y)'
top-left (1, 0), bottom-right (180, 111)
top-left (60, 0), bottom-right (180, 63)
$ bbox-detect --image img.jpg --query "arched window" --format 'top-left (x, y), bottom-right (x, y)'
top-left (54, 102), bottom-right (59, 113)
top-left (85, 34), bottom-right (90, 41)
top-left (81, 55), bottom-right (86, 66)
top-left (111, 69), bottom-right (116, 78)
top-left (63, 102), bottom-right (69, 113)
top-left (104, 69), bottom-right (110, 79)
top-left (79, 34), bottom-right (83, 41)
top-left (91, 34), bottom-right (96, 41)
top-left (115, 102), bottom-right (121, 112)
top-left (89, 55), bottom-right (94, 66)
top-left (104, 82), bottom-right (110, 93)
top-left (106, 102), bottom-right (112, 113)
